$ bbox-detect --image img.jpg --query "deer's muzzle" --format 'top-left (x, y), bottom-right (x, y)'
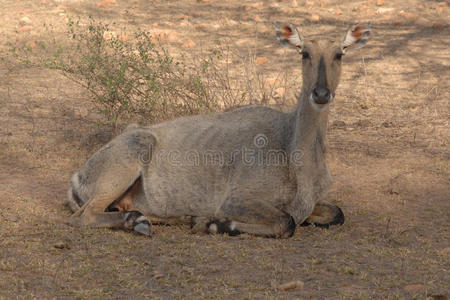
top-left (312, 87), bottom-right (332, 105)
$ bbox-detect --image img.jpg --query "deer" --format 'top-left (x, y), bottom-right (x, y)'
top-left (66, 21), bottom-right (371, 238)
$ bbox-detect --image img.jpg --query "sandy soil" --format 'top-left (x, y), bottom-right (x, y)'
top-left (0, 0), bottom-right (449, 298)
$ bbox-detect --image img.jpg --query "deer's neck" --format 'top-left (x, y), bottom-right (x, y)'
top-left (291, 92), bottom-right (328, 154)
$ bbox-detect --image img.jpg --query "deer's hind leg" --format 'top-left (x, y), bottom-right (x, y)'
top-left (71, 177), bottom-right (152, 236)
top-left (206, 197), bottom-right (296, 238)
top-left (68, 130), bottom-right (155, 236)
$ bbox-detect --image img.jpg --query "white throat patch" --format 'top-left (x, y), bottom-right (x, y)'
top-left (309, 93), bottom-right (333, 112)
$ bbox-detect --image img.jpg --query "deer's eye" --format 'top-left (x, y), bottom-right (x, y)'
top-left (302, 51), bottom-right (310, 60)
top-left (335, 53), bottom-right (343, 61)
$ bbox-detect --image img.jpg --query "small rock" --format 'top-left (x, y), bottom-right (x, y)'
top-left (291, 0), bottom-right (298, 7)
top-left (320, 1), bottom-right (326, 8)
top-left (19, 17), bottom-right (32, 26)
top-left (400, 11), bottom-right (419, 20)
top-left (310, 14), bottom-right (320, 21)
top-left (388, 187), bottom-right (399, 195)
top-left (278, 280), bottom-right (305, 291)
top-left (96, 0), bottom-right (115, 7)
top-left (17, 26), bottom-right (33, 32)
top-left (376, 0), bottom-right (384, 6)
top-left (255, 57), bottom-right (268, 65)
top-left (306, 1), bottom-right (314, 7)
top-left (152, 271), bottom-right (164, 279)
top-left (438, 2), bottom-right (448, 7)
top-left (182, 39), bottom-right (196, 48)
top-left (417, 4), bottom-right (425, 10)
top-left (403, 284), bottom-right (425, 292)
top-left (54, 241), bottom-right (70, 249)
top-left (436, 7), bottom-right (444, 14)
top-left (377, 7), bottom-right (394, 14)
top-left (335, 8), bottom-right (343, 15)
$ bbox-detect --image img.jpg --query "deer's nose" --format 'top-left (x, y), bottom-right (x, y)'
top-left (312, 87), bottom-right (331, 105)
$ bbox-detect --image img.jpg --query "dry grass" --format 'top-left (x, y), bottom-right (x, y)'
top-left (0, 0), bottom-right (449, 299)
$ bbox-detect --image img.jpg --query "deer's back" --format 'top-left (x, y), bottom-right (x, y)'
top-left (134, 105), bottom-right (297, 217)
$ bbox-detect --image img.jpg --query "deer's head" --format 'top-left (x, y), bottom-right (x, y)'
top-left (274, 22), bottom-right (371, 111)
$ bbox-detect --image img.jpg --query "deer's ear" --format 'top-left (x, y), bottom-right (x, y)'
top-left (341, 23), bottom-right (371, 52)
top-left (274, 21), bottom-right (304, 50)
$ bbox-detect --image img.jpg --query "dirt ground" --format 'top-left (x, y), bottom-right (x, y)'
top-left (0, 0), bottom-right (449, 299)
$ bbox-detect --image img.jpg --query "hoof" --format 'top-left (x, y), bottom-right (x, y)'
top-left (327, 205), bottom-right (345, 226)
top-left (124, 211), bottom-right (152, 237)
top-left (300, 205), bottom-right (345, 229)
top-left (190, 217), bottom-right (210, 234)
top-left (133, 222), bottom-right (152, 236)
top-left (207, 219), bottom-right (241, 236)
top-left (279, 216), bottom-right (296, 238)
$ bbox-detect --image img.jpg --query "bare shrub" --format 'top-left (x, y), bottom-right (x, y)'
top-left (11, 18), bottom-right (294, 132)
